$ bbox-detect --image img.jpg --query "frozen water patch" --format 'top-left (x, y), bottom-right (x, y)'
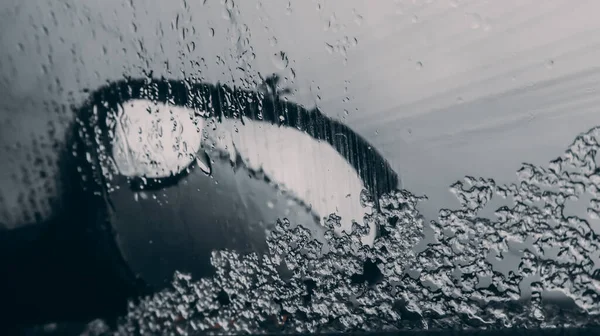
top-left (96, 126), bottom-right (600, 334)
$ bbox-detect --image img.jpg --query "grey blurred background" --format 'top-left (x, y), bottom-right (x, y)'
top-left (1, 0), bottom-right (600, 231)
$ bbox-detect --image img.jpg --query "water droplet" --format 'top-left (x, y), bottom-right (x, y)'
top-left (416, 61), bottom-right (423, 70)
top-left (353, 10), bottom-right (363, 26)
top-left (187, 41), bottom-right (196, 53)
top-left (325, 43), bottom-right (334, 54)
top-left (546, 59), bottom-right (554, 69)
top-left (209, 27), bottom-right (215, 37)
top-left (195, 150), bottom-right (212, 176)
top-left (272, 51), bottom-right (289, 70)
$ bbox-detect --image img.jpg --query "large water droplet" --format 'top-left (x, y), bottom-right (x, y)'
top-left (195, 150), bottom-right (212, 176)
top-left (272, 51), bottom-right (289, 70)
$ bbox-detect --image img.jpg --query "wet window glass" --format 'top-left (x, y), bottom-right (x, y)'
top-left (1, 1), bottom-right (600, 335)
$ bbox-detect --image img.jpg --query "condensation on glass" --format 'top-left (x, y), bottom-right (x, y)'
top-left (1, 0), bottom-right (600, 334)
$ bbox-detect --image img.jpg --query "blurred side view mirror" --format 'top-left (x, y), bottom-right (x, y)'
top-left (0, 76), bottom-right (400, 328)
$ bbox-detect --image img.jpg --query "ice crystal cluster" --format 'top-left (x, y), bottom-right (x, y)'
top-left (95, 126), bottom-right (600, 335)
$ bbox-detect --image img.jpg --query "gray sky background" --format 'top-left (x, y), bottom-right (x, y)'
top-left (1, 0), bottom-right (600, 229)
